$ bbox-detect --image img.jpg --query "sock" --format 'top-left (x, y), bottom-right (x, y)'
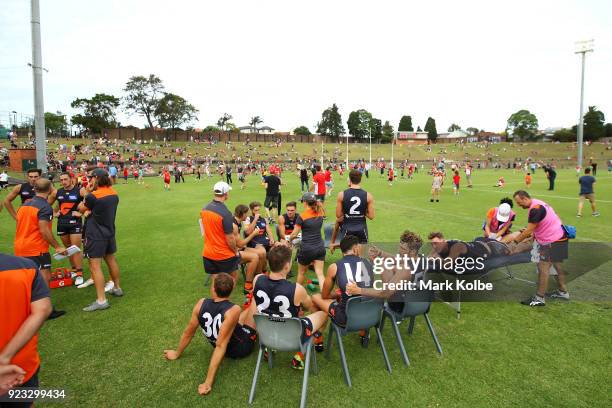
top-left (244, 281), bottom-right (253, 292)
top-left (359, 329), bottom-right (367, 337)
top-left (536, 294), bottom-right (545, 302)
top-left (97, 299), bottom-right (107, 305)
top-left (313, 331), bottom-right (323, 344)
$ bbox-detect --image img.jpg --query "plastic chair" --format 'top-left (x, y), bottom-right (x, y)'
top-left (323, 223), bottom-right (345, 249)
top-left (249, 314), bottom-right (318, 408)
top-left (325, 296), bottom-right (391, 387)
top-left (380, 288), bottom-right (442, 367)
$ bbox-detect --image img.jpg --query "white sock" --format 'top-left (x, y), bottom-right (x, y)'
top-left (97, 299), bottom-right (107, 305)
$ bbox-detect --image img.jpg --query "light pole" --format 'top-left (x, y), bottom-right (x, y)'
top-left (11, 111), bottom-right (17, 129)
top-left (575, 39), bottom-right (594, 170)
top-left (368, 126), bottom-right (372, 168)
top-left (31, 0), bottom-right (47, 172)
top-left (345, 132), bottom-right (349, 169)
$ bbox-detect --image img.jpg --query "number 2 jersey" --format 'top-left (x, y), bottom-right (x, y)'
top-left (341, 188), bottom-right (368, 243)
top-left (197, 298), bottom-right (256, 359)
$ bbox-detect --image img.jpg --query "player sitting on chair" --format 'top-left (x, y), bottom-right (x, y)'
top-left (247, 244), bottom-right (328, 369)
top-left (312, 234), bottom-right (374, 346)
top-left (164, 273), bottom-right (257, 395)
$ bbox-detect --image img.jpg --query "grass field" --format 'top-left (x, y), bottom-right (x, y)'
top-left (0, 168), bottom-right (610, 407)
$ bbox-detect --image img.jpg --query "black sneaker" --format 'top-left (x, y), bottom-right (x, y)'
top-left (520, 295), bottom-right (545, 307)
top-left (313, 331), bottom-right (324, 352)
top-left (360, 333), bottom-right (370, 348)
top-left (48, 309), bottom-right (66, 320)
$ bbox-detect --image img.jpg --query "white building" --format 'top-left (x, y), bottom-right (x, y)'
top-left (239, 125), bottom-right (275, 134)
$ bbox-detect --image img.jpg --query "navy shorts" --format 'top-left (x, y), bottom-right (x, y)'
top-left (57, 221), bottom-right (83, 236)
top-left (226, 324), bottom-right (257, 359)
top-left (84, 237), bottom-right (117, 258)
top-left (203, 256), bottom-right (240, 274)
top-left (328, 302), bottom-right (347, 327)
top-left (25, 253), bottom-right (52, 270)
top-left (297, 246), bottom-right (325, 265)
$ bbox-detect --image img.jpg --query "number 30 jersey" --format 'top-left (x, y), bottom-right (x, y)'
top-left (198, 298), bottom-right (235, 346)
top-left (253, 275), bottom-right (300, 318)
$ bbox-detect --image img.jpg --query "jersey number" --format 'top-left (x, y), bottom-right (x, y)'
top-left (201, 312), bottom-right (222, 340)
top-left (255, 290), bottom-right (291, 318)
top-left (344, 261), bottom-right (371, 286)
top-left (349, 196), bottom-right (362, 215)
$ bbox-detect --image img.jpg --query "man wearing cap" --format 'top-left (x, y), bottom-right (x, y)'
top-left (512, 190), bottom-right (569, 307)
top-left (201, 182), bottom-right (240, 283)
top-left (79, 168), bottom-right (123, 312)
top-left (483, 198), bottom-right (516, 241)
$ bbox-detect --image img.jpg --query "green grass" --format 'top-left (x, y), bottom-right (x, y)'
top-left (0, 168), bottom-right (610, 407)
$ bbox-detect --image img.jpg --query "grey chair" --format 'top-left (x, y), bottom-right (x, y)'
top-left (249, 314), bottom-right (318, 408)
top-left (380, 288), bottom-right (442, 367)
top-left (325, 296), bottom-right (391, 387)
top-left (323, 222), bottom-right (345, 249)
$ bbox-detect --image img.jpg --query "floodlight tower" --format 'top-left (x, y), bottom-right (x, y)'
top-left (575, 39), bottom-right (594, 170)
top-left (31, 0), bottom-right (47, 172)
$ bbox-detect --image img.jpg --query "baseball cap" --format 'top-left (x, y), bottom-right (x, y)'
top-left (497, 203), bottom-right (512, 222)
top-left (301, 192), bottom-right (317, 203)
top-left (91, 168), bottom-right (108, 177)
top-left (213, 181), bottom-right (232, 195)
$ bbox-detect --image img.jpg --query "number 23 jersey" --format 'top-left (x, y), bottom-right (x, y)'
top-left (253, 275), bottom-right (300, 318)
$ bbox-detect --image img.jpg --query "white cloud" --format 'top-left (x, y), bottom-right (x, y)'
top-left (0, 0), bottom-right (610, 132)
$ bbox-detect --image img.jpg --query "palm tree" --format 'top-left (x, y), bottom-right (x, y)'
top-left (216, 113), bottom-right (232, 131)
top-left (249, 116), bottom-right (263, 133)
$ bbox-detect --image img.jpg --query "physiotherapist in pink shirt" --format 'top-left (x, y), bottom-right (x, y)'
top-left (512, 190), bottom-right (569, 307)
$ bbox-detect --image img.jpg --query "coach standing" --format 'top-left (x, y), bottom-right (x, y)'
top-left (201, 182), bottom-right (240, 284)
top-left (80, 168), bottom-right (122, 312)
top-left (14, 178), bottom-right (66, 319)
top-left (512, 190), bottom-right (569, 307)
top-left (0, 253), bottom-right (52, 397)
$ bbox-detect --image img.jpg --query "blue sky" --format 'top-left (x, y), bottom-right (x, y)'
top-left (1, 0), bottom-right (610, 132)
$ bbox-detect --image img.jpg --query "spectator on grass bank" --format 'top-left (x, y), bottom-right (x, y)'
top-left (0, 253), bottom-right (52, 396)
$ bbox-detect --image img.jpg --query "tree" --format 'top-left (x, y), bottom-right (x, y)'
top-left (226, 123), bottom-right (239, 133)
top-left (203, 125), bottom-right (220, 132)
top-left (370, 118), bottom-right (382, 142)
top-left (216, 113), bottom-right (233, 131)
top-left (417, 126), bottom-right (422, 132)
top-left (582, 106), bottom-right (605, 141)
top-left (347, 109), bottom-right (372, 140)
top-left (381, 120), bottom-right (394, 143)
top-left (605, 123), bottom-right (612, 138)
top-left (448, 123), bottom-right (461, 132)
top-left (507, 109), bottom-right (538, 141)
top-left (316, 103), bottom-right (345, 141)
top-left (154, 93), bottom-right (198, 130)
top-left (552, 128), bottom-right (576, 142)
top-left (398, 115), bottom-right (414, 131)
top-left (293, 126), bottom-right (311, 136)
top-left (466, 127), bottom-right (479, 136)
top-left (71, 93), bottom-right (120, 133)
top-left (123, 74), bottom-right (164, 129)
top-left (44, 111), bottom-right (67, 136)
top-left (249, 116), bottom-right (263, 133)
top-left (424, 117), bottom-right (438, 143)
